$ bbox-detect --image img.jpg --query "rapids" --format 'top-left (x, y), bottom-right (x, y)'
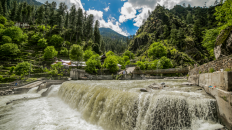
top-left (0, 80), bottom-right (224, 130)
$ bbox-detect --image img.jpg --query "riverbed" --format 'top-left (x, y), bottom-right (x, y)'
top-left (0, 79), bottom-right (224, 130)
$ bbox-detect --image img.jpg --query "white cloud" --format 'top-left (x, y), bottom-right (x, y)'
top-left (104, 6), bottom-right (110, 12)
top-left (37, 0), bottom-right (84, 10)
top-left (133, 7), bottom-right (151, 27)
top-left (87, 9), bottom-right (129, 36)
top-left (121, 0), bottom-right (127, 1)
top-left (119, 2), bottom-right (136, 23)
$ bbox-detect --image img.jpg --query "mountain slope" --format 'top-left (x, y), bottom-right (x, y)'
top-left (100, 28), bottom-right (128, 54)
top-left (128, 4), bottom-right (219, 67)
top-left (14, 0), bottom-right (43, 6)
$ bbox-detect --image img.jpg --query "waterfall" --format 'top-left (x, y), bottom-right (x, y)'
top-left (58, 81), bottom-right (219, 130)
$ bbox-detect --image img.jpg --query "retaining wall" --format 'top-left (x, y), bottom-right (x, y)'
top-left (189, 55), bottom-right (232, 75)
top-left (188, 72), bottom-right (232, 129)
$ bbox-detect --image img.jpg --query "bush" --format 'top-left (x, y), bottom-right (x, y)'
top-left (148, 42), bottom-right (167, 60)
top-left (209, 68), bottom-right (215, 73)
top-left (1, 36), bottom-right (12, 44)
top-left (44, 46), bottom-right (58, 59)
top-left (83, 49), bottom-right (94, 61)
top-left (0, 15), bottom-right (7, 25)
top-left (103, 55), bottom-right (119, 73)
top-left (136, 61), bottom-right (145, 70)
top-left (85, 54), bottom-right (101, 74)
top-left (225, 68), bottom-right (231, 72)
top-left (38, 38), bottom-right (48, 48)
top-left (60, 47), bottom-right (68, 56)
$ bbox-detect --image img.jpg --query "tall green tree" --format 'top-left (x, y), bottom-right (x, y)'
top-left (44, 46), bottom-right (58, 59)
top-left (86, 14), bottom-right (94, 43)
top-left (64, 12), bottom-right (69, 29)
top-left (148, 42), bottom-right (167, 60)
top-left (10, 1), bottom-right (18, 21)
top-left (186, 12), bottom-right (193, 24)
top-left (94, 20), bottom-right (101, 45)
top-left (16, 3), bottom-right (23, 22)
top-left (69, 44), bottom-right (83, 67)
top-left (69, 4), bottom-right (76, 42)
top-left (36, 5), bottom-right (45, 24)
top-left (0, 2), bottom-right (3, 15)
top-left (76, 8), bottom-right (83, 43)
top-left (22, 2), bottom-right (28, 22)
top-left (3, 0), bottom-right (8, 17)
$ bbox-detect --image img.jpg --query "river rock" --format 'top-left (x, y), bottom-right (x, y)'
top-left (140, 89), bottom-right (149, 92)
top-left (148, 83), bottom-right (163, 90)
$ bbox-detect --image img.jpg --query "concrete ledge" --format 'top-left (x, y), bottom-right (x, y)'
top-left (188, 72), bottom-right (232, 129)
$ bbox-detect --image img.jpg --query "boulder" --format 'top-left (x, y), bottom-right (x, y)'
top-left (148, 83), bottom-right (163, 90)
top-left (140, 89), bottom-right (149, 92)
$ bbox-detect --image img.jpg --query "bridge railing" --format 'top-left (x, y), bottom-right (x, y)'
top-left (133, 67), bottom-right (190, 74)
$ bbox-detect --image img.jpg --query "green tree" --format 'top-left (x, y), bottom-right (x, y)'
top-left (123, 50), bottom-right (134, 59)
top-left (60, 47), bottom-right (68, 56)
top-left (44, 46), bottom-right (58, 59)
top-left (186, 12), bottom-right (193, 24)
top-left (215, 0), bottom-right (232, 26)
top-left (103, 55), bottom-right (119, 73)
top-left (86, 14), bottom-right (94, 42)
top-left (92, 43), bottom-right (100, 54)
top-left (136, 61), bottom-right (146, 70)
top-left (83, 49), bottom-right (94, 61)
top-left (38, 38), bottom-right (48, 48)
top-left (106, 51), bottom-right (115, 57)
top-left (0, 15), bottom-right (7, 25)
top-left (69, 44), bottom-right (83, 66)
top-left (16, 3), bottom-right (23, 22)
top-left (148, 42), bottom-right (167, 60)
top-left (36, 5), bottom-right (45, 24)
top-left (3, 0), bottom-right (8, 17)
top-left (2, 26), bottom-right (24, 44)
top-left (64, 12), bottom-right (69, 29)
top-left (76, 8), bottom-right (83, 43)
top-left (14, 62), bottom-right (33, 77)
top-left (94, 20), bottom-right (101, 45)
top-left (85, 54), bottom-right (101, 74)
top-left (159, 56), bottom-right (173, 69)
top-left (10, 1), bottom-right (18, 21)
top-left (50, 34), bottom-right (64, 47)
top-left (31, 33), bottom-right (42, 44)
top-left (0, 43), bottom-right (20, 59)
top-left (0, 1), bottom-right (3, 15)
top-left (1, 36), bottom-right (12, 44)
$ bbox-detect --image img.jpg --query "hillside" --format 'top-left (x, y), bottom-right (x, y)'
top-left (100, 28), bottom-right (128, 54)
top-left (128, 4), bottom-right (221, 67)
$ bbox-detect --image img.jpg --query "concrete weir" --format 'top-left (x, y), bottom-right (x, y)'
top-left (188, 72), bottom-right (232, 129)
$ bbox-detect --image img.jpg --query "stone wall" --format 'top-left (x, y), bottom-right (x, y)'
top-left (188, 72), bottom-right (232, 129)
top-left (189, 55), bottom-right (232, 75)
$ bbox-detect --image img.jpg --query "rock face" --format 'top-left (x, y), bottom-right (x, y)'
top-left (214, 26), bottom-right (232, 59)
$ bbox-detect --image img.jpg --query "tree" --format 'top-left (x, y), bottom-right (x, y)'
top-left (85, 54), bottom-right (101, 74)
top-left (50, 34), bottom-right (64, 47)
top-left (14, 62), bottom-right (33, 77)
top-left (31, 33), bottom-right (42, 44)
top-left (106, 51), bottom-right (115, 57)
top-left (60, 47), bottom-right (68, 56)
top-left (2, 26), bottom-right (25, 44)
top-left (159, 56), bottom-right (173, 69)
top-left (1, 36), bottom-right (12, 44)
top-left (69, 44), bottom-right (83, 66)
top-left (64, 12), bottom-right (69, 29)
top-left (36, 5), bottom-right (45, 24)
top-left (215, 0), bottom-right (232, 26)
top-left (103, 55), bottom-right (119, 73)
top-left (0, 1), bottom-right (3, 15)
top-left (123, 50), bottom-right (134, 59)
top-left (0, 15), bottom-right (7, 25)
top-left (10, 1), bottom-right (18, 21)
top-left (44, 46), bottom-right (58, 59)
top-left (38, 38), bottom-right (48, 48)
top-left (136, 61), bottom-right (145, 70)
top-left (94, 20), bottom-right (101, 45)
top-left (0, 43), bottom-right (20, 59)
top-left (3, 0), bottom-right (8, 17)
top-left (92, 43), bottom-right (100, 54)
top-left (86, 14), bottom-right (94, 42)
top-left (76, 8), bottom-right (83, 43)
top-left (16, 3), bottom-right (23, 22)
top-left (186, 12), bottom-right (193, 24)
top-left (148, 42), bottom-right (167, 60)
top-left (83, 49), bottom-right (94, 61)
top-left (69, 4), bottom-right (76, 41)
top-left (193, 19), bottom-right (202, 42)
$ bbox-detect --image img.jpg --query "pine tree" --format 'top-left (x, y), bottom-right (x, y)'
top-left (86, 14), bottom-right (94, 43)
top-left (3, 0), bottom-right (8, 17)
top-left (94, 20), bottom-right (101, 45)
top-left (64, 12), bottom-right (69, 29)
top-left (69, 4), bottom-right (76, 42)
top-left (76, 8), bottom-right (83, 43)
top-left (26, 5), bottom-right (31, 23)
top-left (22, 2), bottom-right (28, 22)
top-left (16, 3), bottom-right (23, 22)
top-left (186, 12), bottom-right (193, 24)
top-left (10, 1), bottom-right (17, 21)
top-left (36, 5), bottom-right (45, 24)
top-left (0, 1), bottom-right (3, 15)
top-left (48, 1), bottom-right (57, 36)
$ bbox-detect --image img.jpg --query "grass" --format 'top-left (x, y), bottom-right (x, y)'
top-left (225, 68), bottom-right (231, 72)
top-left (221, 96), bottom-right (228, 102)
top-left (209, 68), bottom-right (215, 73)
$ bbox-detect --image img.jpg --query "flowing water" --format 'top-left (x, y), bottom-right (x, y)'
top-left (0, 80), bottom-right (224, 130)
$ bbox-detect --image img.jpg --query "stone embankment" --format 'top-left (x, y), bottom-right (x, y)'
top-left (0, 80), bottom-right (67, 96)
top-left (188, 57), bottom-right (232, 129)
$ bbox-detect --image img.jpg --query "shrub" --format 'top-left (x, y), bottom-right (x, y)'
top-left (1, 36), bottom-right (12, 44)
top-left (60, 47), bottom-right (68, 56)
top-left (225, 68), bottom-right (231, 72)
top-left (0, 15), bottom-right (7, 25)
top-left (44, 46), bottom-right (58, 59)
top-left (209, 68), bottom-right (215, 73)
top-left (38, 38), bottom-right (48, 48)
top-left (199, 71), bottom-right (202, 74)
top-left (136, 61), bottom-right (145, 70)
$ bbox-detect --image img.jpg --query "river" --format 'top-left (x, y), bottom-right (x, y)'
top-left (0, 80), bottom-right (224, 130)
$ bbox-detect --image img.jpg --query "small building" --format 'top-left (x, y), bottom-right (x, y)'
top-left (15, 22), bottom-right (30, 29)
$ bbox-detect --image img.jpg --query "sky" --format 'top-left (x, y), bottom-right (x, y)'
top-left (37, 0), bottom-right (216, 36)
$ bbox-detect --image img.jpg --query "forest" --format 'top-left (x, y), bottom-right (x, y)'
top-left (0, 0), bottom-right (231, 82)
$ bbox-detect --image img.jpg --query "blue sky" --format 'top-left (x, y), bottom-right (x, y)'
top-left (37, 0), bottom-right (216, 36)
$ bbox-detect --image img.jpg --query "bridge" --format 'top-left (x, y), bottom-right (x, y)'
top-left (132, 67), bottom-right (190, 74)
